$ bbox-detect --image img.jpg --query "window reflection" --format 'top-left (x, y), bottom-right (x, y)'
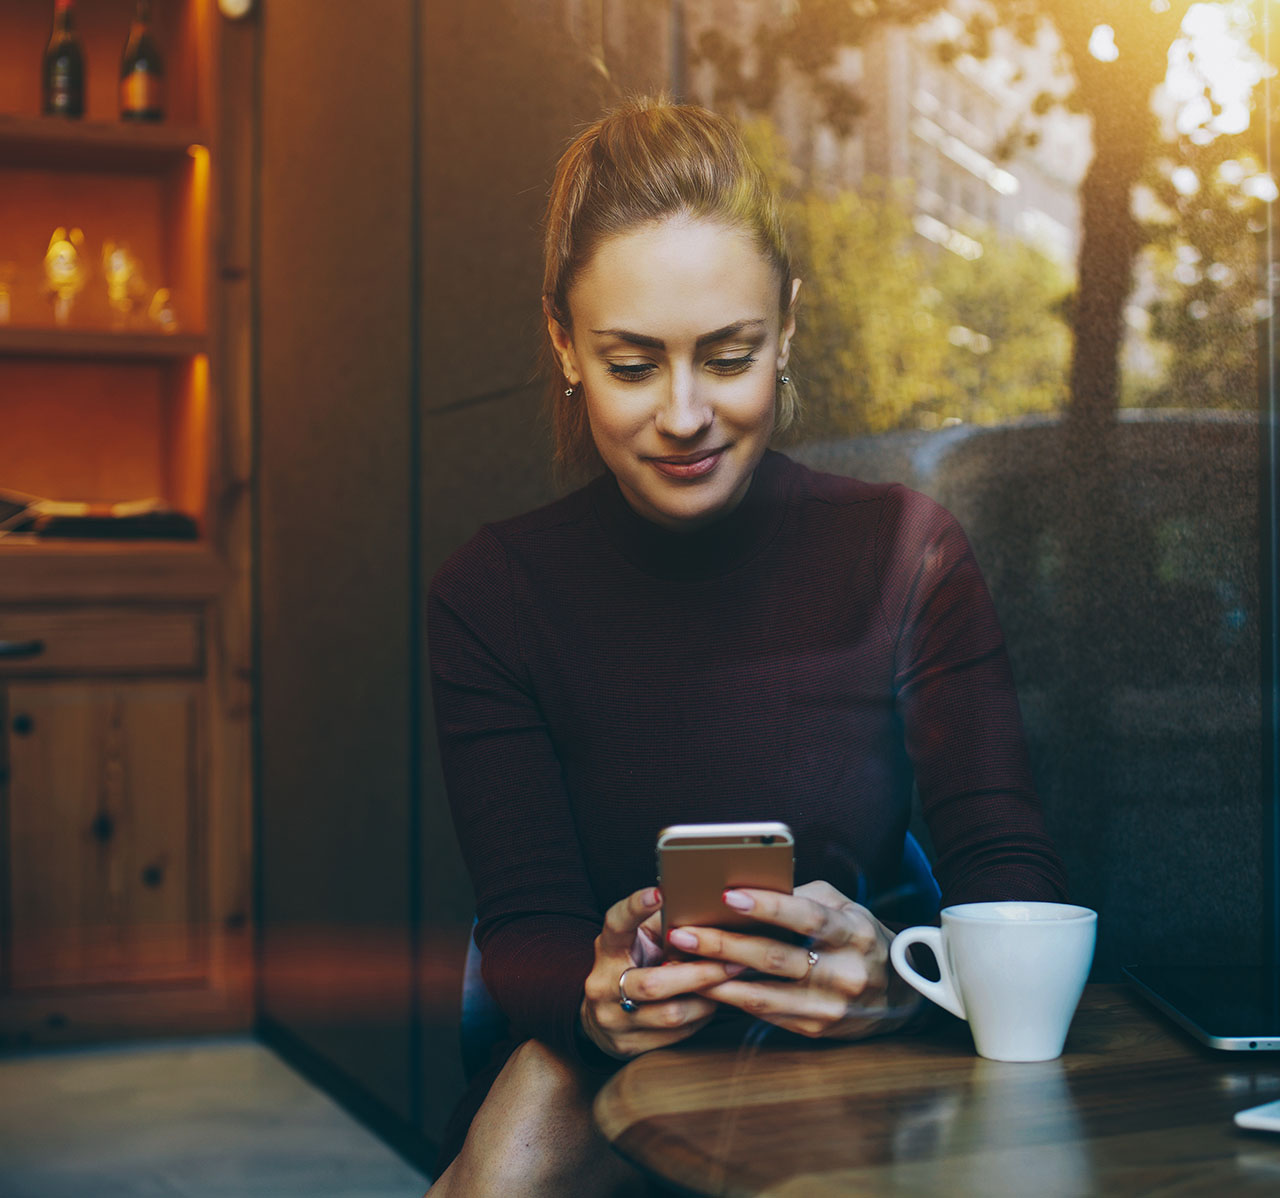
top-left (552, 0), bottom-right (1273, 975)
top-left (671, 0), bottom-right (1273, 976)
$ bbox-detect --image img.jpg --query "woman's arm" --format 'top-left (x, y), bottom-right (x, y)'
top-left (876, 484), bottom-right (1067, 904)
top-left (430, 527), bottom-right (738, 1060)
top-left (430, 527), bottom-right (605, 1059)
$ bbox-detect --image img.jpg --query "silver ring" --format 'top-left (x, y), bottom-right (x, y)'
top-left (803, 949), bottom-right (819, 980)
top-left (618, 967), bottom-right (639, 1013)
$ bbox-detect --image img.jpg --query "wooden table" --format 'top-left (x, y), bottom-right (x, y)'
top-left (593, 985), bottom-right (1280, 1196)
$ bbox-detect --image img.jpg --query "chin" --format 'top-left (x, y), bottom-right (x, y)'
top-left (649, 489), bottom-right (735, 530)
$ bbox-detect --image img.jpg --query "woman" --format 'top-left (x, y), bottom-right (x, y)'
top-left (427, 96), bottom-right (1066, 1196)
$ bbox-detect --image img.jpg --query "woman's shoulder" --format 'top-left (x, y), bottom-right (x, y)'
top-left (778, 451), bottom-right (954, 529)
top-left (776, 454), bottom-right (973, 588)
top-left (429, 482), bottom-right (600, 602)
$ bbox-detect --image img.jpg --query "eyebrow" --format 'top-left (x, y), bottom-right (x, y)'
top-left (588, 320), bottom-right (767, 350)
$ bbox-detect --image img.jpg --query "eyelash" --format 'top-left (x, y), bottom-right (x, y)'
top-left (605, 356), bottom-right (758, 382)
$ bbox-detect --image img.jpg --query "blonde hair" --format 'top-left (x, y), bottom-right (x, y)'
top-left (543, 95), bottom-right (799, 475)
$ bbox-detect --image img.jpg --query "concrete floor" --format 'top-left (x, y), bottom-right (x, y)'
top-left (0, 1037), bottom-right (430, 1198)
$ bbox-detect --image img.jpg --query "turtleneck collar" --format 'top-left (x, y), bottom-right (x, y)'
top-left (588, 449), bottom-right (794, 581)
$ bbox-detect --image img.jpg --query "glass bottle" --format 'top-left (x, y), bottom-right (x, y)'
top-left (43, 0), bottom-right (85, 119)
top-left (120, 0), bottom-right (165, 122)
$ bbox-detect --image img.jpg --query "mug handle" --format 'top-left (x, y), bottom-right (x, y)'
top-left (889, 926), bottom-right (966, 1021)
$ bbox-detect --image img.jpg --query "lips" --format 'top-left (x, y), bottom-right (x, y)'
top-left (647, 448), bottom-right (726, 479)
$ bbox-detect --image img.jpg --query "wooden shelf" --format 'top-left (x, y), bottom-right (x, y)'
top-left (0, 539), bottom-right (224, 601)
top-left (0, 114), bottom-right (208, 173)
top-left (0, 327), bottom-right (206, 361)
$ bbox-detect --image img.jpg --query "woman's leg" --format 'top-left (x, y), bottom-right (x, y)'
top-left (427, 1038), bottom-right (650, 1198)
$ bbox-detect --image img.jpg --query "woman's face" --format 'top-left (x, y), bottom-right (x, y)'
top-left (549, 216), bottom-right (799, 531)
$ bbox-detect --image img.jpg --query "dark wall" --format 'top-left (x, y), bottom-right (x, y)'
top-left (258, 0), bottom-right (417, 1129)
top-left (257, 0), bottom-right (673, 1157)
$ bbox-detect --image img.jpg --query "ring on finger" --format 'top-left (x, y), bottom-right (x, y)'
top-left (802, 949), bottom-right (820, 982)
top-left (618, 967), bottom-right (640, 1013)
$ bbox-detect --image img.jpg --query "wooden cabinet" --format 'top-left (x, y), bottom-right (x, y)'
top-left (5, 675), bottom-right (204, 990)
top-left (0, 0), bottom-right (254, 1046)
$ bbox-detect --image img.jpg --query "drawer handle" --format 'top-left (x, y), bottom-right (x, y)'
top-left (0, 639), bottom-right (44, 659)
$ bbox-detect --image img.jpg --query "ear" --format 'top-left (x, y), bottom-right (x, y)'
top-left (776, 277), bottom-right (801, 372)
top-left (543, 296), bottom-right (581, 386)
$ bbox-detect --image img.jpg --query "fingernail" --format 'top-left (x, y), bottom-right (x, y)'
top-left (724, 963), bottom-right (749, 977)
top-left (643, 888), bottom-right (660, 907)
top-left (668, 928), bottom-right (698, 950)
top-left (723, 889), bottom-right (753, 911)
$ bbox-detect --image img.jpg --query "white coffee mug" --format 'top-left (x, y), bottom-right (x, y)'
top-left (889, 901), bottom-right (1097, 1062)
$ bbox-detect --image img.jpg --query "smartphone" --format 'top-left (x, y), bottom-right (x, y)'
top-left (657, 821), bottom-right (795, 950)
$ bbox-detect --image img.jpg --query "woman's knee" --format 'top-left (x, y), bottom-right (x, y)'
top-left (496, 1038), bottom-right (591, 1109)
top-left (434, 1038), bottom-right (639, 1196)
top-left (512, 1037), bottom-right (573, 1075)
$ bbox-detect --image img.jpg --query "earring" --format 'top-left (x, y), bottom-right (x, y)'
top-left (564, 385), bottom-right (576, 396)
top-left (779, 375), bottom-right (790, 385)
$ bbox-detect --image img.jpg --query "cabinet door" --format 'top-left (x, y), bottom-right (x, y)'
top-left (5, 682), bottom-right (204, 990)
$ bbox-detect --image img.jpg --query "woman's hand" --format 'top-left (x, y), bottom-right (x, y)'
top-left (580, 886), bottom-right (748, 1060)
top-left (674, 880), bottom-right (924, 1040)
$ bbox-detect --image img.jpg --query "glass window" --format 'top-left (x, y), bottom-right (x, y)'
top-left (679, 0), bottom-right (1274, 978)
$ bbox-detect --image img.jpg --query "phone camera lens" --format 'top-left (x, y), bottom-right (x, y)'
top-left (762, 835), bottom-right (775, 845)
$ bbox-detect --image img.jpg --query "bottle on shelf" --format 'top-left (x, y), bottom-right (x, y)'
top-left (43, 0), bottom-right (85, 119)
top-left (120, 0), bottom-right (165, 122)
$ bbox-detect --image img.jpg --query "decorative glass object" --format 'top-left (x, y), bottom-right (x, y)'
top-left (102, 240), bottom-right (149, 328)
top-left (43, 227), bottom-right (88, 326)
top-left (148, 286), bottom-right (179, 334)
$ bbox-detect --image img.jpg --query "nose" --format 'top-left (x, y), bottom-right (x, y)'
top-left (654, 367), bottom-right (712, 440)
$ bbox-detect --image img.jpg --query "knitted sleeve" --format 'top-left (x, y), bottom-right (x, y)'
top-left (875, 485), bottom-right (1068, 905)
top-left (428, 526), bottom-right (603, 1062)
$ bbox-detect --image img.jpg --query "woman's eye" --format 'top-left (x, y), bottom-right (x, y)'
top-left (606, 363), bottom-right (656, 381)
top-left (707, 355), bottom-right (757, 375)
top-left (604, 356), bottom-right (757, 381)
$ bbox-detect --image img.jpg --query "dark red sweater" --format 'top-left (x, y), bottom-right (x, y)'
top-left (428, 451), bottom-right (1066, 1061)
